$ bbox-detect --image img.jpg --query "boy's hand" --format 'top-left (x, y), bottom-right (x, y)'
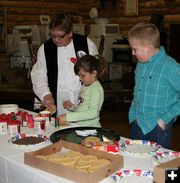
top-left (158, 119), bottom-right (166, 130)
top-left (58, 114), bottom-right (68, 126)
top-left (63, 100), bottom-right (73, 110)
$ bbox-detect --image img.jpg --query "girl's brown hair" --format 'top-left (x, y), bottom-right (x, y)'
top-left (74, 55), bottom-right (107, 80)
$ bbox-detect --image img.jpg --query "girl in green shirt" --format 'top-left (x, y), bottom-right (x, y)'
top-left (58, 55), bottom-right (106, 127)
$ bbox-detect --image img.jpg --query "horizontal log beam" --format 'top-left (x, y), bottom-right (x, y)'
top-left (1, 0), bottom-right (180, 44)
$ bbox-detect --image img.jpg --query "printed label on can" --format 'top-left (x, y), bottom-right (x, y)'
top-left (0, 122), bottom-right (7, 135)
top-left (8, 124), bottom-right (18, 137)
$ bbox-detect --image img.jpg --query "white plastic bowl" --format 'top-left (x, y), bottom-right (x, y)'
top-left (0, 104), bottom-right (18, 114)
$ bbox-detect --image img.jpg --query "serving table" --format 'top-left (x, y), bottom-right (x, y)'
top-left (0, 109), bottom-right (178, 183)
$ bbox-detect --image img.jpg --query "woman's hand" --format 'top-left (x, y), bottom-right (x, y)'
top-left (44, 104), bottom-right (56, 115)
top-left (58, 114), bottom-right (68, 126)
top-left (42, 94), bottom-right (54, 109)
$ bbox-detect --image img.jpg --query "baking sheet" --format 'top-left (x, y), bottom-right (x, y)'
top-left (50, 127), bottom-right (120, 144)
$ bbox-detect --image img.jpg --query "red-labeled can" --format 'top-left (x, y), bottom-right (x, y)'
top-left (34, 117), bottom-right (46, 131)
top-left (28, 114), bottom-right (34, 128)
top-left (22, 112), bottom-right (28, 127)
top-left (8, 120), bottom-right (21, 136)
top-left (39, 111), bottom-right (51, 123)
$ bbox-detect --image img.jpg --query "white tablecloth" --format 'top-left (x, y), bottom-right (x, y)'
top-left (0, 109), bottom-right (176, 183)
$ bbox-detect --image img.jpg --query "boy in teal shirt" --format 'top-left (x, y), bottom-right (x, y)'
top-left (128, 22), bottom-right (180, 148)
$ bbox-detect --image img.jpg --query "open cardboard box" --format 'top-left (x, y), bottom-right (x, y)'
top-left (24, 140), bottom-right (123, 183)
top-left (154, 157), bottom-right (180, 183)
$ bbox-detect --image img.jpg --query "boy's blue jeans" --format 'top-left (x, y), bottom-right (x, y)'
top-left (130, 120), bottom-right (173, 149)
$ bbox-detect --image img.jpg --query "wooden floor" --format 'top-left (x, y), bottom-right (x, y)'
top-left (100, 103), bottom-right (180, 151)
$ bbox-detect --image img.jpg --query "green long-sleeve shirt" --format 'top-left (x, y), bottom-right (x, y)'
top-left (66, 81), bottom-right (104, 127)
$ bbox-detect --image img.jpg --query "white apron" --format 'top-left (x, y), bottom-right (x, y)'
top-left (57, 45), bottom-right (81, 116)
top-left (57, 86), bottom-right (81, 116)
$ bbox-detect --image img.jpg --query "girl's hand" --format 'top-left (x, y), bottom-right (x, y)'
top-left (58, 114), bottom-right (68, 126)
top-left (63, 100), bottom-right (73, 110)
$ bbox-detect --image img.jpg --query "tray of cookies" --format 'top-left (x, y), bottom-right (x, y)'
top-left (24, 140), bottom-right (123, 183)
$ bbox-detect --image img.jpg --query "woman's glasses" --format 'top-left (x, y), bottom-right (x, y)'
top-left (50, 33), bottom-right (67, 40)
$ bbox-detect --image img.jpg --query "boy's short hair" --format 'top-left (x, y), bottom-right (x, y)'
top-left (49, 13), bottom-right (73, 33)
top-left (128, 22), bottom-right (160, 48)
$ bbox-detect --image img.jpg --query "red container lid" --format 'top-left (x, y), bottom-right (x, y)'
top-left (8, 120), bottom-right (21, 125)
top-left (0, 120), bottom-right (7, 123)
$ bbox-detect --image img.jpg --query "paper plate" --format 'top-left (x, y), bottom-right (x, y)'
top-left (109, 169), bottom-right (153, 183)
top-left (9, 134), bottom-right (48, 147)
top-left (156, 151), bottom-right (180, 158)
top-left (152, 151), bottom-right (180, 165)
top-left (118, 176), bottom-right (152, 183)
top-left (121, 140), bottom-right (161, 154)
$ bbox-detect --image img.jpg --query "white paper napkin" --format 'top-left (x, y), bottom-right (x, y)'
top-left (75, 130), bottom-right (97, 137)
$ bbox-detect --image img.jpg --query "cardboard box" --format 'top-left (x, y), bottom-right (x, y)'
top-left (24, 140), bottom-right (123, 183)
top-left (154, 157), bottom-right (180, 183)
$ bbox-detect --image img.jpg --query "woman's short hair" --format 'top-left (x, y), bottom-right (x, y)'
top-left (49, 13), bottom-right (73, 33)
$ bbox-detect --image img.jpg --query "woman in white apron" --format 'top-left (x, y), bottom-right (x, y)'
top-left (31, 13), bottom-right (98, 116)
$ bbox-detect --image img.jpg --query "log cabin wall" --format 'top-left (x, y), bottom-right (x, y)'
top-left (0, 0), bottom-right (180, 48)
